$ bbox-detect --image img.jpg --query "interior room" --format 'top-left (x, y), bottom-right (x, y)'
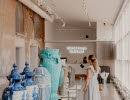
top-left (0, 0), bottom-right (130, 100)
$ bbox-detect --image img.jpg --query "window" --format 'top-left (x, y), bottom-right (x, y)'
top-left (114, 2), bottom-right (130, 90)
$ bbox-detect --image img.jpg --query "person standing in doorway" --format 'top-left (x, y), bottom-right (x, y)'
top-left (83, 55), bottom-right (101, 100)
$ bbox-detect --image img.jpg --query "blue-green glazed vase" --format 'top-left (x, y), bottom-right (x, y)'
top-left (59, 69), bottom-right (64, 87)
top-left (40, 49), bottom-right (62, 100)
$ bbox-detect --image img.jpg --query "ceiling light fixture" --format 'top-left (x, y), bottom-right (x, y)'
top-left (38, 0), bottom-right (43, 6)
top-left (82, 0), bottom-right (91, 27)
top-left (89, 21), bottom-right (91, 27)
top-left (37, 0), bottom-right (65, 27)
top-left (62, 22), bottom-right (66, 27)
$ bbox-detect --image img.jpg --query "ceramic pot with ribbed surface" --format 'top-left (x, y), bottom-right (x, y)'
top-left (40, 49), bottom-right (62, 100)
top-left (33, 66), bottom-right (51, 100)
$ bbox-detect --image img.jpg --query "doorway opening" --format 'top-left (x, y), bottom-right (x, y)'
top-left (16, 47), bottom-right (25, 72)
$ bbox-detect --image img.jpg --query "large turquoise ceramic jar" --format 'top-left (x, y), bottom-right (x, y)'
top-left (40, 49), bottom-right (62, 100)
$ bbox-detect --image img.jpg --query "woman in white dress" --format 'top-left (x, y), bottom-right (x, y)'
top-left (83, 55), bottom-right (101, 100)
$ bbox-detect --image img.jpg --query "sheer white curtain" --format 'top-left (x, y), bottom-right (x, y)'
top-left (114, 2), bottom-right (130, 90)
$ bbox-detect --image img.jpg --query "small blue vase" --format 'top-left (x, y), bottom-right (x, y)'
top-left (2, 64), bottom-right (28, 100)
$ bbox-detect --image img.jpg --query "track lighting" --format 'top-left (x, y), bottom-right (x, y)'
top-left (89, 21), bottom-right (91, 27)
top-left (62, 22), bottom-right (66, 27)
top-left (82, 0), bottom-right (91, 27)
top-left (46, 6), bottom-right (53, 15)
top-left (37, 0), bottom-right (65, 27)
top-left (38, 0), bottom-right (43, 6)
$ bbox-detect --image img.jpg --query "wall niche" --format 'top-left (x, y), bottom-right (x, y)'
top-left (16, 1), bottom-right (24, 35)
top-left (34, 14), bottom-right (45, 40)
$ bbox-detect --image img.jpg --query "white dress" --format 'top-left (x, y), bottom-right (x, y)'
top-left (84, 65), bottom-right (101, 100)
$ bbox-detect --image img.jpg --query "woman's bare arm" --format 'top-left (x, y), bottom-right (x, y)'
top-left (83, 69), bottom-right (91, 91)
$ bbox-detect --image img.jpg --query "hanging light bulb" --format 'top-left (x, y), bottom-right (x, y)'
top-left (89, 21), bottom-right (91, 27)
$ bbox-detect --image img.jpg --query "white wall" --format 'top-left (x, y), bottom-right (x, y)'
top-left (96, 21), bottom-right (115, 75)
top-left (45, 21), bottom-right (97, 64)
top-left (97, 21), bottom-right (113, 41)
top-left (45, 21), bottom-right (96, 41)
top-left (45, 21), bottom-right (116, 75)
top-left (45, 20), bottom-right (56, 41)
top-left (46, 42), bottom-right (96, 64)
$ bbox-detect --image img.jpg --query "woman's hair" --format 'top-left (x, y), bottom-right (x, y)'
top-left (88, 55), bottom-right (98, 72)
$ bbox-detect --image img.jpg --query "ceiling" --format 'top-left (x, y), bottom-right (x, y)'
top-left (39, 0), bottom-right (124, 25)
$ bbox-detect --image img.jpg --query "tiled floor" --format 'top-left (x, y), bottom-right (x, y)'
top-left (61, 84), bottom-right (121, 100)
top-left (100, 84), bottom-right (121, 100)
top-left (0, 82), bottom-right (121, 100)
